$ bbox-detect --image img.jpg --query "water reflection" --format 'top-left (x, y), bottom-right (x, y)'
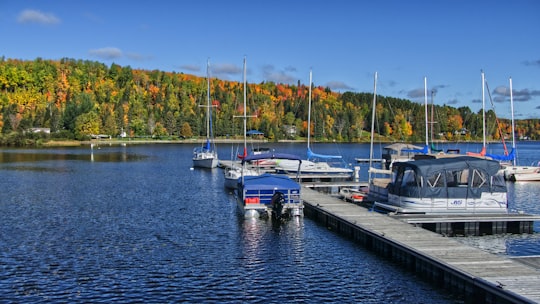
top-left (0, 146), bottom-right (147, 165)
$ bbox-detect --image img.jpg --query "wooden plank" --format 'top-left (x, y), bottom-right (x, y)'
top-left (301, 187), bottom-right (540, 303)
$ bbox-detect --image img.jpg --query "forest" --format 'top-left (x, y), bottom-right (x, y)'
top-left (1, 57), bottom-right (539, 146)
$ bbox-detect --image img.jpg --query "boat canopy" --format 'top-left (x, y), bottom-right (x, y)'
top-left (241, 152), bottom-right (302, 164)
top-left (241, 173), bottom-right (300, 192)
top-left (388, 156), bottom-right (506, 199)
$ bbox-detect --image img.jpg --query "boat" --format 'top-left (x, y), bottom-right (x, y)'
top-left (236, 152), bottom-right (303, 220)
top-left (381, 143), bottom-right (427, 169)
top-left (374, 156), bottom-right (508, 214)
top-left (339, 187), bottom-right (367, 203)
top-left (365, 72), bottom-right (392, 202)
top-left (193, 59), bottom-right (218, 169)
top-left (507, 163), bottom-right (540, 181)
top-left (224, 164), bottom-right (259, 189)
top-left (500, 77), bottom-right (540, 181)
top-left (366, 76), bottom-right (434, 202)
top-left (508, 166), bottom-right (540, 181)
top-left (224, 57), bottom-right (259, 189)
top-left (274, 70), bottom-right (353, 181)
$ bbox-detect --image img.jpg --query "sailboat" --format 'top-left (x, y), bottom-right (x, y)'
top-left (378, 77), bottom-right (432, 173)
top-left (467, 70), bottom-right (489, 157)
top-left (502, 77), bottom-right (540, 181)
top-left (366, 72), bottom-right (393, 202)
top-left (274, 69), bottom-right (353, 180)
top-left (224, 57), bottom-right (259, 188)
top-left (401, 77), bottom-right (432, 157)
top-left (192, 59), bottom-right (218, 169)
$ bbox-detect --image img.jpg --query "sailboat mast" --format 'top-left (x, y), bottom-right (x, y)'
top-left (307, 69), bottom-right (312, 150)
top-left (369, 72), bottom-right (378, 183)
top-left (243, 57), bottom-right (247, 156)
top-left (424, 77), bottom-right (429, 148)
top-left (206, 59), bottom-right (211, 140)
top-left (430, 90), bottom-right (435, 145)
top-left (510, 77), bottom-right (516, 166)
top-left (481, 70), bottom-right (486, 148)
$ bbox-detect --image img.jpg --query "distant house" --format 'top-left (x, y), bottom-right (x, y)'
top-left (283, 125), bottom-right (297, 138)
top-left (246, 130), bottom-right (264, 139)
top-left (91, 134), bottom-right (112, 139)
top-left (29, 128), bottom-right (50, 134)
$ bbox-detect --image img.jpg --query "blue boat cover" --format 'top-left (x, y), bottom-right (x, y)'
top-left (485, 149), bottom-right (515, 162)
top-left (307, 147), bottom-right (342, 160)
top-left (401, 144), bottom-right (429, 154)
top-left (241, 173), bottom-right (300, 191)
top-left (241, 152), bottom-right (302, 164)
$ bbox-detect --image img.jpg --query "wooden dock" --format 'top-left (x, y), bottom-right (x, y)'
top-left (390, 213), bottom-right (540, 236)
top-left (301, 187), bottom-right (540, 303)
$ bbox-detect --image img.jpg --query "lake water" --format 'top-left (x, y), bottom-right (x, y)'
top-left (1, 141), bottom-right (539, 303)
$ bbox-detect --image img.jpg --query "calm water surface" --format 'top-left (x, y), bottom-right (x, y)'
top-left (1, 142), bottom-right (539, 303)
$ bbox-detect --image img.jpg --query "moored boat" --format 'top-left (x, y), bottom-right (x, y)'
top-left (193, 59), bottom-right (218, 169)
top-left (274, 70), bottom-right (353, 181)
top-left (223, 57), bottom-right (258, 188)
top-left (236, 153), bottom-right (303, 220)
top-left (374, 156), bottom-right (508, 214)
top-left (506, 162), bottom-right (540, 182)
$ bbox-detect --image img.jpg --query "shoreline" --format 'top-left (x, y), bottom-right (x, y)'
top-left (36, 138), bottom-right (519, 147)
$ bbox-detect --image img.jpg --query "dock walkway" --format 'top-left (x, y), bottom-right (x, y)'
top-left (301, 187), bottom-right (540, 303)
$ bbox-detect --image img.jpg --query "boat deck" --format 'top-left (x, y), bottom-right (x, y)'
top-left (301, 187), bottom-right (540, 303)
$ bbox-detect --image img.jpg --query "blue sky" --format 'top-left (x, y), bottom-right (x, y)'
top-left (1, 0), bottom-right (539, 119)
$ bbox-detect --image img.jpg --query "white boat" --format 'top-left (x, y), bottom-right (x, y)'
top-left (275, 70), bottom-right (353, 180)
top-left (366, 72), bottom-right (391, 202)
top-left (375, 156), bottom-right (508, 214)
top-left (381, 143), bottom-right (427, 169)
top-left (237, 153), bottom-right (303, 220)
top-left (499, 77), bottom-right (540, 182)
top-left (224, 165), bottom-right (260, 189)
top-left (193, 59), bottom-right (218, 168)
top-left (224, 57), bottom-right (258, 188)
top-left (275, 158), bottom-right (353, 178)
top-left (505, 162), bottom-right (540, 181)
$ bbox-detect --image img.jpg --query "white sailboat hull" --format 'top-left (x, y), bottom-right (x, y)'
top-left (193, 152), bottom-right (218, 168)
top-left (504, 165), bottom-right (540, 181)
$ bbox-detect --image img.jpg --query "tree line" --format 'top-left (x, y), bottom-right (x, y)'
top-left (1, 57), bottom-right (539, 146)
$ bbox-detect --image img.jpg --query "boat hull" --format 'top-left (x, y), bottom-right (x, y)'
top-left (378, 192), bottom-right (508, 214)
top-left (192, 151), bottom-right (218, 169)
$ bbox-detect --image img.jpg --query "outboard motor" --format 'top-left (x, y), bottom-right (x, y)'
top-left (271, 192), bottom-right (289, 221)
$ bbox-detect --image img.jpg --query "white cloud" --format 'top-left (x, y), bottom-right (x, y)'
top-left (89, 47), bottom-right (123, 60)
top-left (326, 81), bottom-right (353, 91)
top-left (179, 64), bottom-right (201, 72)
top-left (17, 9), bottom-right (60, 25)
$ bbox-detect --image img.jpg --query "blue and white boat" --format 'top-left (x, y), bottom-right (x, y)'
top-left (274, 70), bottom-right (353, 181)
top-left (237, 153), bottom-right (303, 219)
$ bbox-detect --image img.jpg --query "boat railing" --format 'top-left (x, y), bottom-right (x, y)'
top-left (244, 188), bottom-right (301, 206)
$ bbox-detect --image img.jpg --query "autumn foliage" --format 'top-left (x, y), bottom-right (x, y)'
top-left (0, 57), bottom-right (539, 144)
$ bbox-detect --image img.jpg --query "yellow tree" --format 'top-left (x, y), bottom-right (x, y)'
top-left (447, 114), bottom-right (463, 134)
